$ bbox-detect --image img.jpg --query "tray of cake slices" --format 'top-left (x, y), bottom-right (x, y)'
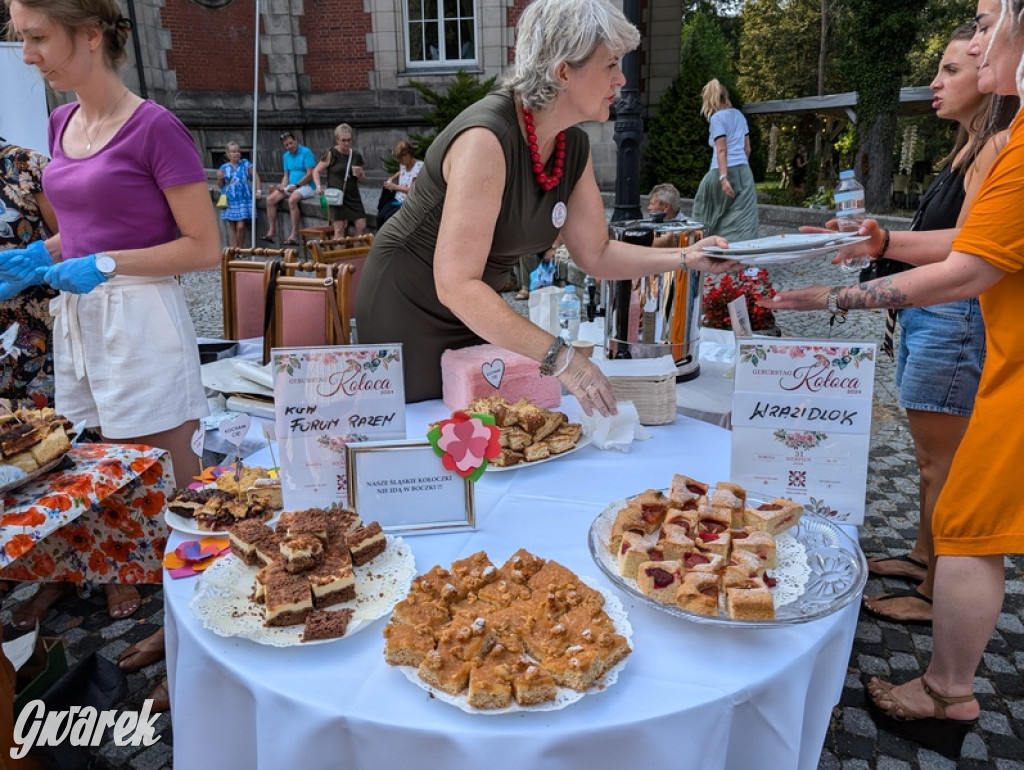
top-left (588, 475), bottom-right (867, 628)
top-left (190, 506), bottom-right (415, 645)
top-left (0, 408), bottom-right (76, 495)
top-left (459, 396), bottom-right (589, 470)
top-left (165, 465), bottom-right (284, 535)
top-left (382, 549), bottom-right (632, 713)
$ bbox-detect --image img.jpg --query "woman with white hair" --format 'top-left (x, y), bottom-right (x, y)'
top-left (356, 0), bottom-right (738, 410)
top-left (692, 79), bottom-right (758, 241)
top-left (767, 0), bottom-right (1024, 756)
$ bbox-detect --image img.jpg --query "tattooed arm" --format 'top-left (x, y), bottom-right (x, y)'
top-left (763, 250), bottom-right (1007, 312)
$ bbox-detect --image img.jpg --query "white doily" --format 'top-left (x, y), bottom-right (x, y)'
top-left (394, 577), bottom-right (632, 714)
top-left (590, 496), bottom-right (812, 622)
top-left (190, 535), bottom-right (415, 646)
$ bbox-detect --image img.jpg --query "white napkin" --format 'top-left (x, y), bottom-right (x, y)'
top-left (579, 401), bottom-right (650, 452)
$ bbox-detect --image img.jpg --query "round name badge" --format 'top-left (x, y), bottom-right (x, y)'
top-left (551, 201), bottom-right (567, 228)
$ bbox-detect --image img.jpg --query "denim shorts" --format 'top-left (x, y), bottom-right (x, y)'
top-left (895, 299), bottom-right (985, 416)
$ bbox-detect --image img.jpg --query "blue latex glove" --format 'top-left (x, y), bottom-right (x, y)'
top-left (41, 255), bottom-right (108, 294)
top-left (0, 280), bottom-right (26, 302)
top-left (0, 240), bottom-right (52, 284)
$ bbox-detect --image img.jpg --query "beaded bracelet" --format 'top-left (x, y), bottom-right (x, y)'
top-left (875, 229), bottom-right (891, 260)
top-left (539, 336), bottom-right (567, 376)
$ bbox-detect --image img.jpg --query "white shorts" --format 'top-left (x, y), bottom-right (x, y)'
top-left (294, 185), bottom-right (316, 200)
top-left (50, 276), bottom-right (209, 438)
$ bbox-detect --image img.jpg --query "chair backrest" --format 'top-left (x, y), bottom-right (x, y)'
top-left (306, 241), bottom-right (372, 309)
top-left (310, 234), bottom-right (374, 251)
top-left (264, 262), bottom-right (355, 363)
top-left (220, 247), bottom-right (296, 341)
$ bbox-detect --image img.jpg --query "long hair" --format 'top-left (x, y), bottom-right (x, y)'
top-left (700, 79), bottom-right (732, 120)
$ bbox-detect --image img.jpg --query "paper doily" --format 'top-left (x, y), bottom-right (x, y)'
top-left (190, 535), bottom-right (415, 646)
top-left (394, 578), bottom-right (632, 714)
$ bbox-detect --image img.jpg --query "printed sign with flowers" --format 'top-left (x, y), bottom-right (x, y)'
top-left (273, 345), bottom-right (406, 511)
top-left (731, 338), bottom-right (876, 525)
top-left (427, 412), bottom-right (501, 482)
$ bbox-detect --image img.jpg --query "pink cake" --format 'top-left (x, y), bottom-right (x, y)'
top-left (441, 343), bottom-right (561, 410)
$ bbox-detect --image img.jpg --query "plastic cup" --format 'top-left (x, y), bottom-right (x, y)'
top-left (571, 339), bottom-right (595, 359)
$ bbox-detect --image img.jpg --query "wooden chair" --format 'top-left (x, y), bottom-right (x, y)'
top-left (298, 225), bottom-right (335, 257)
top-left (220, 247), bottom-right (298, 341)
top-left (891, 175), bottom-right (910, 208)
top-left (306, 240), bottom-right (372, 311)
top-left (263, 261), bottom-right (355, 363)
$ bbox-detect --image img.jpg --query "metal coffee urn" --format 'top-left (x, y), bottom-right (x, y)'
top-left (604, 219), bottom-right (705, 381)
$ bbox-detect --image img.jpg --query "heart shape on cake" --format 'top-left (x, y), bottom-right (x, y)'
top-left (481, 359), bottom-right (505, 390)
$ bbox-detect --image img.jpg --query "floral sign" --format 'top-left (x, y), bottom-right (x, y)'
top-left (427, 412), bottom-right (501, 482)
top-left (273, 345), bottom-right (406, 511)
top-left (731, 338), bottom-right (876, 525)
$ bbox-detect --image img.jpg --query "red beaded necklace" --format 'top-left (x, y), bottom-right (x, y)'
top-left (521, 105), bottom-right (566, 192)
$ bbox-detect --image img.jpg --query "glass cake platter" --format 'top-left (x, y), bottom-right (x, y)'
top-left (190, 535), bottom-right (415, 646)
top-left (588, 493), bottom-right (866, 629)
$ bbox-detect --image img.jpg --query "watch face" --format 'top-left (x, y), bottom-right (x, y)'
top-left (96, 255), bottom-right (116, 277)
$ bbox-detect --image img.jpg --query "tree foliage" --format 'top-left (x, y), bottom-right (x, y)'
top-left (644, 13), bottom-right (741, 196)
top-left (408, 70), bottom-right (498, 160)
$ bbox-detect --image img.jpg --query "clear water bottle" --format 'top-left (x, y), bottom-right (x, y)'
top-left (834, 170), bottom-right (870, 272)
top-left (558, 285), bottom-right (581, 342)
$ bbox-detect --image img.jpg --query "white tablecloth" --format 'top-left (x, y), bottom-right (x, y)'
top-left (165, 399), bottom-right (859, 770)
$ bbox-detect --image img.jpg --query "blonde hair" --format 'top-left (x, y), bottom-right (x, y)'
top-left (503, 0), bottom-right (640, 111)
top-left (5, 0), bottom-right (131, 68)
top-left (700, 79), bottom-right (731, 120)
top-left (392, 139), bottom-right (415, 160)
top-left (334, 123), bottom-right (354, 141)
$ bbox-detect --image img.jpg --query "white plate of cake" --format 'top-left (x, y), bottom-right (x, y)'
top-left (382, 549), bottom-right (632, 713)
top-left (190, 507), bottom-right (416, 646)
top-left (588, 476), bottom-right (866, 628)
top-left (0, 408), bottom-right (75, 494)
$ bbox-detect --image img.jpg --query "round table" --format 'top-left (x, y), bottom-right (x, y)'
top-left (164, 400), bottom-right (859, 770)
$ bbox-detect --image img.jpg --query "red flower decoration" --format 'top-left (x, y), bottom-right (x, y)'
top-left (427, 412), bottom-right (501, 481)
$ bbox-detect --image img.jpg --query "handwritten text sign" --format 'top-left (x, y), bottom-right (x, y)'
top-left (347, 440), bottom-right (474, 534)
top-left (273, 345), bottom-right (406, 511)
top-left (731, 339), bottom-right (875, 525)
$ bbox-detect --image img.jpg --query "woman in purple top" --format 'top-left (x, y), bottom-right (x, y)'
top-left (3, 0), bottom-right (221, 711)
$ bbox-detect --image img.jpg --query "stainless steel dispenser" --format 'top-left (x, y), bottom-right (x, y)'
top-left (604, 220), bottom-right (705, 381)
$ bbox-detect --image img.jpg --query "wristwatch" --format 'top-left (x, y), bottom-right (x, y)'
top-left (826, 287), bottom-right (846, 316)
top-left (95, 253), bottom-right (117, 279)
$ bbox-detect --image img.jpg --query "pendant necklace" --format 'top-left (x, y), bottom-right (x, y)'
top-left (82, 88), bottom-right (130, 151)
top-left (521, 105), bottom-right (565, 192)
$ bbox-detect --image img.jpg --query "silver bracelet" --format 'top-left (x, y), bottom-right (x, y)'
top-left (539, 337), bottom-right (567, 376)
top-left (826, 287), bottom-right (847, 318)
top-left (678, 250), bottom-right (688, 271)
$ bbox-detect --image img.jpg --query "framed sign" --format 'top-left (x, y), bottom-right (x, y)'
top-left (346, 440), bottom-right (475, 535)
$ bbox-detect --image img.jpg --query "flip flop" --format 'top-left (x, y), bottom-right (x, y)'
top-left (117, 628), bottom-right (166, 672)
top-left (106, 583), bottom-right (141, 619)
top-left (10, 583), bottom-right (70, 630)
top-left (866, 553), bottom-right (927, 582)
top-left (515, 289), bottom-right (530, 300)
top-left (860, 587), bottom-right (932, 626)
top-left (260, 235), bottom-right (277, 244)
top-left (282, 238), bottom-right (300, 246)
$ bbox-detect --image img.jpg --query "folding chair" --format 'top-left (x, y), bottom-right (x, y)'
top-left (263, 261), bottom-right (355, 363)
top-left (220, 247), bottom-right (298, 341)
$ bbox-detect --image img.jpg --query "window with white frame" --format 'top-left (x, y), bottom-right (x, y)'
top-left (405, 0), bottom-right (477, 67)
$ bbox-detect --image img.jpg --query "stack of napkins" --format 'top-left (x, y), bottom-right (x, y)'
top-left (579, 401), bottom-right (650, 452)
top-left (596, 356), bottom-right (678, 426)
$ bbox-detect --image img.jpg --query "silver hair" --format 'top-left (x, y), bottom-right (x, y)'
top-left (649, 183), bottom-right (682, 214)
top-left (502, 0), bottom-right (640, 111)
top-left (333, 123), bottom-right (354, 141)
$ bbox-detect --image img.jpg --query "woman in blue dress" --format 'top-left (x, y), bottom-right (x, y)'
top-left (217, 141), bottom-right (261, 248)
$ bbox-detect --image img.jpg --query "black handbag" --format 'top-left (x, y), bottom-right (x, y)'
top-left (377, 186), bottom-right (399, 226)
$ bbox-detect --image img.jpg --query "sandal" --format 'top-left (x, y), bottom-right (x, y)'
top-left (866, 553), bottom-right (927, 582)
top-left (514, 289), bottom-right (529, 301)
top-left (282, 238), bottom-right (300, 246)
top-left (118, 627), bottom-right (165, 672)
top-left (10, 583), bottom-right (70, 630)
top-left (106, 583), bottom-right (141, 619)
top-left (148, 678), bottom-right (170, 713)
top-left (860, 587), bottom-right (932, 626)
top-left (865, 676), bottom-right (977, 758)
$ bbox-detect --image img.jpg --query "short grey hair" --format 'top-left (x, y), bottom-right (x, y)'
top-left (503, 0), bottom-right (640, 111)
top-left (649, 183), bottom-right (681, 214)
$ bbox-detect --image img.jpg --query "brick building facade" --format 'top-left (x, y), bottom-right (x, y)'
top-left (22, 0), bottom-right (682, 187)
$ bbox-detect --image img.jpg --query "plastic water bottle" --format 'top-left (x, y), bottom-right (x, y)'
top-left (834, 170), bottom-right (870, 272)
top-left (558, 285), bottom-right (581, 342)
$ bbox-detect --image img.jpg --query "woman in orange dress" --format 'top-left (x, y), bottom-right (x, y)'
top-left (767, 0), bottom-right (1024, 758)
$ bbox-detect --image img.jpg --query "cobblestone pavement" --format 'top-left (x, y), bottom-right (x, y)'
top-left (4, 219), bottom-right (1023, 769)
